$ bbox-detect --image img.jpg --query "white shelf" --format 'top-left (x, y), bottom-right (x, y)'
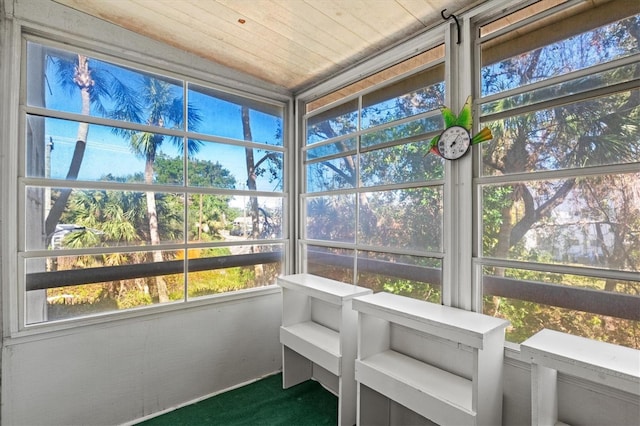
top-left (521, 329), bottom-right (640, 426)
top-left (278, 273), bottom-right (369, 304)
top-left (521, 328), bottom-right (640, 396)
top-left (353, 292), bottom-right (509, 426)
top-left (356, 350), bottom-right (475, 425)
top-left (278, 274), bottom-right (372, 426)
top-left (353, 291), bottom-right (508, 349)
top-left (280, 322), bottom-right (341, 375)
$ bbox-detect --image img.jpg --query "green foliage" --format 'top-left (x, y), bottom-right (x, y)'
top-left (481, 186), bottom-right (513, 256)
top-left (382, 279), bottom-right (441, 304)
top-left (117, 290), bottom-right (153, 309)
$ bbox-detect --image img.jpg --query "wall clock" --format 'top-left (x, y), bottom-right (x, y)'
top-left (429, 96), bottom-right (493, 160)
top-left (437, 125), bottom-right (471, 160)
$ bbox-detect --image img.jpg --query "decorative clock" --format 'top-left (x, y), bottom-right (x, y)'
top-left (429, 96), bottom-right (493, 160)
top-left (437, 125), bottom-right (471, 160)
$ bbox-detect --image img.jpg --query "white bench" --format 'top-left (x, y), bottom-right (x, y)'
top-left (353, 292), bottom-right (509, 425)
top-left (278, 274), bottom-right (372, 426)
top-left (521, 328), bottom-right (640, 426)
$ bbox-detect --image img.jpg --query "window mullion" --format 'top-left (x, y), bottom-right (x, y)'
top-left (442, 14), bottom-right (476, 311)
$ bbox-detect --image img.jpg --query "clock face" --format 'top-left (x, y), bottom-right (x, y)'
top-left (437, 125), bottom-right (471, 160)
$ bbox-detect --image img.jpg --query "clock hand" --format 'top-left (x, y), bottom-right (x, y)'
top-left (450, 135), bottom-right (461, 148)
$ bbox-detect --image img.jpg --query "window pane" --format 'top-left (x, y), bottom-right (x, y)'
top-left (186, 244), bottom-right (283, 299)
top-left (304, 245), bottom-right (354, 284)
top-left (362, 78), bottom-right (444, 129)
top-left (23, 40), bottom-right (288, 327)
top-left (481, 90), bottom-right (640, 175)
top-left (187, 195), bottom-right (282, 242)
top-left (25, 249), bottom-right (184, 324)
top-left (360, 188), bottom-right (443, 252)
top-left (28, 41), bottom-right (184, 127)
top-left (361, 115), bottom-right (443, 149)
top-left (189, 140), bottom-right (283, 191)
top-left (481, 173), bottom-right (640, 272)
top-left (305, 137), bottom-right (356, 161)
top-left (27, 187), bottom-right (185, 250)
top-left (306, 99), bottom-right (358, 144)
top-left (480, 63), bottom-right (640, 116)
top-left (28, 116), bottom-right (184, 183)
top-left (188, 83), bottom-right (284, 146)
top-left (356, 251), bottom-right (441, 303)
top-left (482, 267), bottom-right (640, 348)
top-left (360, 140), bottom-right (444, 186)
top-left (306, 155), bottom-right (357, 193)
top-left (481, 14), bottom-right (640, 97)
top-left (302, 56), bottom-right (446, 304)
top-left (305, 195), bottom-right (355, 243)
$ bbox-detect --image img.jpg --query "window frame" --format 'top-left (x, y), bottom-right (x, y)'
top-left (471, 1), bottom-right (640, 346)
top-left (9, 29), bottom-right (291, 336)
top-left (297, 30), bottom-right (452, 304)
top-left (295, 0), bottom-right (640, 349)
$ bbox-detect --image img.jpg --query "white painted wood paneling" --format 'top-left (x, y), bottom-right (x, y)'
top-left (52, 0), bottom-right (479, 92)
top-left (2, 291), bottom-right (282, 425)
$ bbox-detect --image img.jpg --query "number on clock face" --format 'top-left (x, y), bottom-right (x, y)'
top-left (437, 125), bottom-right (471, 160)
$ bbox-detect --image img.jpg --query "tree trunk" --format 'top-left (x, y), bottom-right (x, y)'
top-left (45, 55), bottom-right (92, 239)
top-left (144, 155), bottom-right (170, 303)
top-left (241, 106), bottom-right (264, 284)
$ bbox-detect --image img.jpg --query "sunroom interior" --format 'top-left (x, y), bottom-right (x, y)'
top-left (1, 0), bottom-right (639, 425)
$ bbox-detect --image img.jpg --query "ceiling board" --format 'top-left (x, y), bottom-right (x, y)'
top-left (53, 0), bottom-right (478, 92)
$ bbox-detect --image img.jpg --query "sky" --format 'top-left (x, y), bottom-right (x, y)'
top-left (39, 47), bottom-right (284, 200)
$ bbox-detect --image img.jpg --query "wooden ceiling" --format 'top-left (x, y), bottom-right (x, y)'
top-left (53, 0), bottom-right (478, 93)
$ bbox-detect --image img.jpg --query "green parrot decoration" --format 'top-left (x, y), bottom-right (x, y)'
top-left (428, 96), bottom-right (493, 156)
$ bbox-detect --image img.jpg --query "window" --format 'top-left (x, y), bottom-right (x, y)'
top-left (298, 1), bottom-right (639, 350)
top-left (21, 39), bottom-right (286, 326)
top-left (300, 46), bottom-right (445, 303)
top-left (477, 3), bottom-right (640, 348)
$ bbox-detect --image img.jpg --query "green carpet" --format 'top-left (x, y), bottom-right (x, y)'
top-left (138, 373), bottom-right (338, 425)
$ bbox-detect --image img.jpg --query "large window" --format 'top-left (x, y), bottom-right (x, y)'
top-left (477, 3), bottom-right (639, 348)
top-left (298, 1), bottom-right (639, 350)
top-left (301, 46), bottom-right (445, 303)
top-left (21, 39), bottom-right (286, 326)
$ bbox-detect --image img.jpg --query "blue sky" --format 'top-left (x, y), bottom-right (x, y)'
top-left (40, 49), bottom-right (284, 194)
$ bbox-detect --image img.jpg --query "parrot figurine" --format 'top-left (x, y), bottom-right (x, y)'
top-left (428, 96), bottom-right (493, 157)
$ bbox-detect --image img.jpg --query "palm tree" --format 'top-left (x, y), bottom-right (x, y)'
top-left (113, 76), bottom-right (202, 302)
top-left (44, 52), bottom-right (140, 241)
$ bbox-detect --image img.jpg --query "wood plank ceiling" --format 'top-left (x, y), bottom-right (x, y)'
top-left (53, 0), bottom-right (479, 93)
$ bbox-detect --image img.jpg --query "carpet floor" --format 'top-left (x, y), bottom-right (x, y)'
top-left (137, 373), bottom-right (338, 425)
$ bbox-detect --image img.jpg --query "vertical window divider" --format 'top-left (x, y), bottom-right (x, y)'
top-left (457, 14), bottom-right (476, 312)
top-left (442, 17), bottom-right (460, 309)
top-left (353, 95), bottom-right (363, 285)
top-left (183, 82), bottom-right (189, 301)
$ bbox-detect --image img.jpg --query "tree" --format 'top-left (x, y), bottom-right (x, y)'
top-left (44, 53), bottom-right (133, 240)
top-left (239, 105), bottom-right (285, 284)
top-left (481, 16), bottom-right (640, 261)
top-left (480, 15), bottom-right (640, 346)
top-left (112, 76), bottom-right (202, 302)
top-left (155, 154), bottom-right (237, 240)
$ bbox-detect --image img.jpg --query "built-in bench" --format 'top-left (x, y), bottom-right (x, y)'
top-left (278, 273), bottom-right (372, 426)
top-left (353, 292), bottom-right (510, 425)
top-left (521, 328), bottom-right (640, 426)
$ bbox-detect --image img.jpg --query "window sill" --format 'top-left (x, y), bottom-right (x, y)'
top-left (7, 284), bottom-right (281, 344)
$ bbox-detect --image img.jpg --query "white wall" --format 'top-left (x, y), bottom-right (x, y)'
top-left (2, 291), bottom-right (282, 425)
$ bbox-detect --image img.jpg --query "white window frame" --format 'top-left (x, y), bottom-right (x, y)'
top-left (2, 20), bottom-right (292, 337)
top-left (295, 0), bottom-right (639, 349)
